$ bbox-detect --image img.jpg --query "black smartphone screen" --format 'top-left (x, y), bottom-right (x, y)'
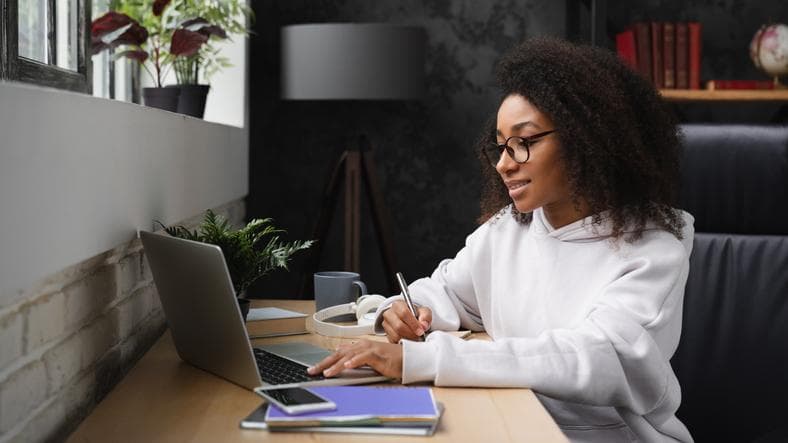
top-left (263, 388), bottom-right (328, 406)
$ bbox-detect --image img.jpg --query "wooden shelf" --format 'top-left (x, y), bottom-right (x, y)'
top-left (660, 89), bottom-right (788, 102)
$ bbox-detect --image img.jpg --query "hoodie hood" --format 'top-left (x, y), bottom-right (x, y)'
top-left (531, 207), bottom-right (695, 252)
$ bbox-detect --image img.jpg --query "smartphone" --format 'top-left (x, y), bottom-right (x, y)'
top-left (253, 387), bottom-right (337, 415)
top-left (239, 403), bottom-right (268, 430)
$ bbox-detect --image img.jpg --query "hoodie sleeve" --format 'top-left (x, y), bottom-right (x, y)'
top-left (373, 225), bottom-right (488, 333)
top-left (401, 234), bottom-right (692, 420)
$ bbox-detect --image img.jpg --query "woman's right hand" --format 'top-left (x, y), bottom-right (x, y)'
top-left (381, 301), bottom-right (432, 343)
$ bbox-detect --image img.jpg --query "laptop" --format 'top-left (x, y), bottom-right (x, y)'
top-left (139, 230), bottom-right (389, 390)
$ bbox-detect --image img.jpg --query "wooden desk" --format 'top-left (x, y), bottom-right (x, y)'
top-left (67, 300), bottom-right (567, 443)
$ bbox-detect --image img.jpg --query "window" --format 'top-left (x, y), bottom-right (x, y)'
top-left (1, 0), bottom-right (91, 93)
top-left (90, 0), bottom-right (139, 103)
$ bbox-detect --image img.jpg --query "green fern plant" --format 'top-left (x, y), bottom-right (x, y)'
top-left (158, 210), bottom-right (313, 296)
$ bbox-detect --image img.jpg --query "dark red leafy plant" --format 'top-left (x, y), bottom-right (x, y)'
top-left (91, 12), bottom-right (148, 55)
top-left (90, 1), bottom-right (224, 88)
top-left (152, 0), bottom-right (171, 16)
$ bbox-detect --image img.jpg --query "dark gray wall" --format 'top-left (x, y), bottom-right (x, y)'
top-left (248, 0), bottom-right (565, 298)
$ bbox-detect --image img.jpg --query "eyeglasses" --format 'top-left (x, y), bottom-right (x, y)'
top-left (483, 130), bottom-right (557, 167)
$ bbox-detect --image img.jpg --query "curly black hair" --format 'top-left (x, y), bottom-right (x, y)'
top-left (478, 37), bottom-right (684, 240)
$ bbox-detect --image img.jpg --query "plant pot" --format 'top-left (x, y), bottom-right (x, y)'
top-left (237, 297), bottom-right (250, 322)
top-left (167, 84), bottom-right (210, 118)
top-left (143, 87), bottom-right (180, 112)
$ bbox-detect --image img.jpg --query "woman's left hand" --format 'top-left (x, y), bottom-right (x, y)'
top-left (307, 339), bottom-right (403, 379)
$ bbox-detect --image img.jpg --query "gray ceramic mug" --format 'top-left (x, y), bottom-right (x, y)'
top-left (314, 271), bottom-right (368, 311)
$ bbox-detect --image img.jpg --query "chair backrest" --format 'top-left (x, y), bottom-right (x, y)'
top-left (672, 124), bottom-right (788, 442)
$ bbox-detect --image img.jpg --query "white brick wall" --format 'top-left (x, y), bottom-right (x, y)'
top-left (64, 266), bottom-right (117, 332)
top-left (25, 292), bottom-right (66, 351)
top-left (117, 252), bottom-right (145, 300)
top-left (0, 199), bottom-right (244, 443)
top-left (43, 332), bottom-right (82, 398)
top-left (0, 312), bottom-right (23, 371)
top-left (0, 361), bottom-right (47, 433)
top-left (13, 398), bottom-right (65, 443)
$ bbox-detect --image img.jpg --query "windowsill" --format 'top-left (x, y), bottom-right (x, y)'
top-left (3, 80), bottom-right (246, 130)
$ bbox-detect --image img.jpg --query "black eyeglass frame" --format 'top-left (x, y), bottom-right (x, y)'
top-left (483, 129), bottom-right (557, 166)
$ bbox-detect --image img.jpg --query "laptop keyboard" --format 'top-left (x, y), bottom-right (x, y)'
top-left (253, 348), bottom-right (326, 385)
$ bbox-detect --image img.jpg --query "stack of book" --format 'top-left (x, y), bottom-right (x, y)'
top-left (245, 307), bottom-right (308, 338)
top-left (616, 21), bottom-right (702, 90)
top-left (259, 386), bottom-right (443, 436)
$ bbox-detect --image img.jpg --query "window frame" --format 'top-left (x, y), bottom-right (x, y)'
top-left (1, 0), bottom-right (92, 93)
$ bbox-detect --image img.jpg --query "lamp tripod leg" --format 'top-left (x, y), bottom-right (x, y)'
top-left (299, 152), bottom-right (347, 299)
top-left (344, 151), bottom-right (362, 272)
top-left (360, 149), bottom-right (399, 294)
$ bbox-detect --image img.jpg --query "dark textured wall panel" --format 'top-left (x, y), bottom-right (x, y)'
top-left (248, 0), bottom-right (565, 297)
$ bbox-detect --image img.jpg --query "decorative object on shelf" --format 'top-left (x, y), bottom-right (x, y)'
top-left (158, 210), bottom-right (313, 320)
top-left (91, 9), bottom-right (174, 110)
top-left (166, 0), bottom-right (253, 118)
top-left (91, 1), bottom-right (178, 111)
top-left (165, 18), bottom-right (227, 117)
top-left (705, 79), bottom-right (775, 90)
top-left (280, 23), bottom-right (425, 296)
top-left (750, 23), bottom-right (788, 87)
top-left (90, 0), bottom-right (239, 114)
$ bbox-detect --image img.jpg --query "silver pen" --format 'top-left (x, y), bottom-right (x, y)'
top-left (395, 272), bottom-right (425, 341)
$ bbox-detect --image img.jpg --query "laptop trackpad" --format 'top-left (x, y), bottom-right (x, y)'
top-left (257, 342), bottom-right (330, 367)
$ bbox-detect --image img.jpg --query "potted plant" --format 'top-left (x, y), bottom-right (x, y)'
top-left (158, 210), bottom-right (313, 319)
top-left (166, 0), bottom-right (253, 117)
top-left (90, 0), bottom-right (230, 113)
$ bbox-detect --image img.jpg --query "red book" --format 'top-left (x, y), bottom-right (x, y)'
top-left (634, 22), bottom-right (652, 83)
top-left (705, 80), bottom-right (775, 90)
top-left (616, 29), bottom-right (638, 71)
top-left (675, 22), bottom-right (689, 89)
top-left (650, 22), bottom-right (664, 88)
top-left (688, 22), bottom-right (702, 89)
top-left (663, 22), bottom-right (675, 89)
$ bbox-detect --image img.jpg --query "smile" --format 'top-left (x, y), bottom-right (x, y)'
top-left (505, 180), bottom-right (530, 190)
top-left (505, 180), bottom-right (530, 198)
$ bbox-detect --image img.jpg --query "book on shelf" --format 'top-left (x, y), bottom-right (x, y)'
top-left (663, 22), bottom-right (675, 88)
top-left (705, 80), bottom-right (775, 90)
top-left (675, 22), bottom-right (689, 89)
top-left (246, 307), bottom-right (308, 338)
top-left (262, 386), bottom-right (442, 436)
top-left (615, 29), bottom-right (638, 72)
top-left (634, 22), bottom-right (652, 83)
top-left (688, 22), bottom-right (702, 90)
top-left (650, 22), bottom-right (664, 88)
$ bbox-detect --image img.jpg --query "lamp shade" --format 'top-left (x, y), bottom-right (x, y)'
top-left (281, 24), bottom-right (426, 100)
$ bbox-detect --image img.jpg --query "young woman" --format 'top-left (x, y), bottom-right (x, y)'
top-left (309, 37), bottom-right (694, 442)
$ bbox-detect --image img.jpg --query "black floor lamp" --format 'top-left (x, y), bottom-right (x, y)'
top-left (280, 24), bottom-right (426, 296)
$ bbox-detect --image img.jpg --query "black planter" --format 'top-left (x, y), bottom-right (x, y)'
top-left (167, 84), bottom-right (210, 118)
top-left (142, 87), bottom-right (180, 112)
top-left (237, 298), bottom-right (250, 322)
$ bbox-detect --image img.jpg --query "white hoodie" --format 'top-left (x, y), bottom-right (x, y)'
top-left (374, 206), bottom-right (695, 443)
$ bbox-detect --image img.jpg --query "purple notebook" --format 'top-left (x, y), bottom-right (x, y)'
top-left (264, 386), bottom-right (438, 422)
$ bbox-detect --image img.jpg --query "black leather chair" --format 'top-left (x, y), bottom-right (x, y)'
top-left (672, 124), bottom-right (788, 443)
